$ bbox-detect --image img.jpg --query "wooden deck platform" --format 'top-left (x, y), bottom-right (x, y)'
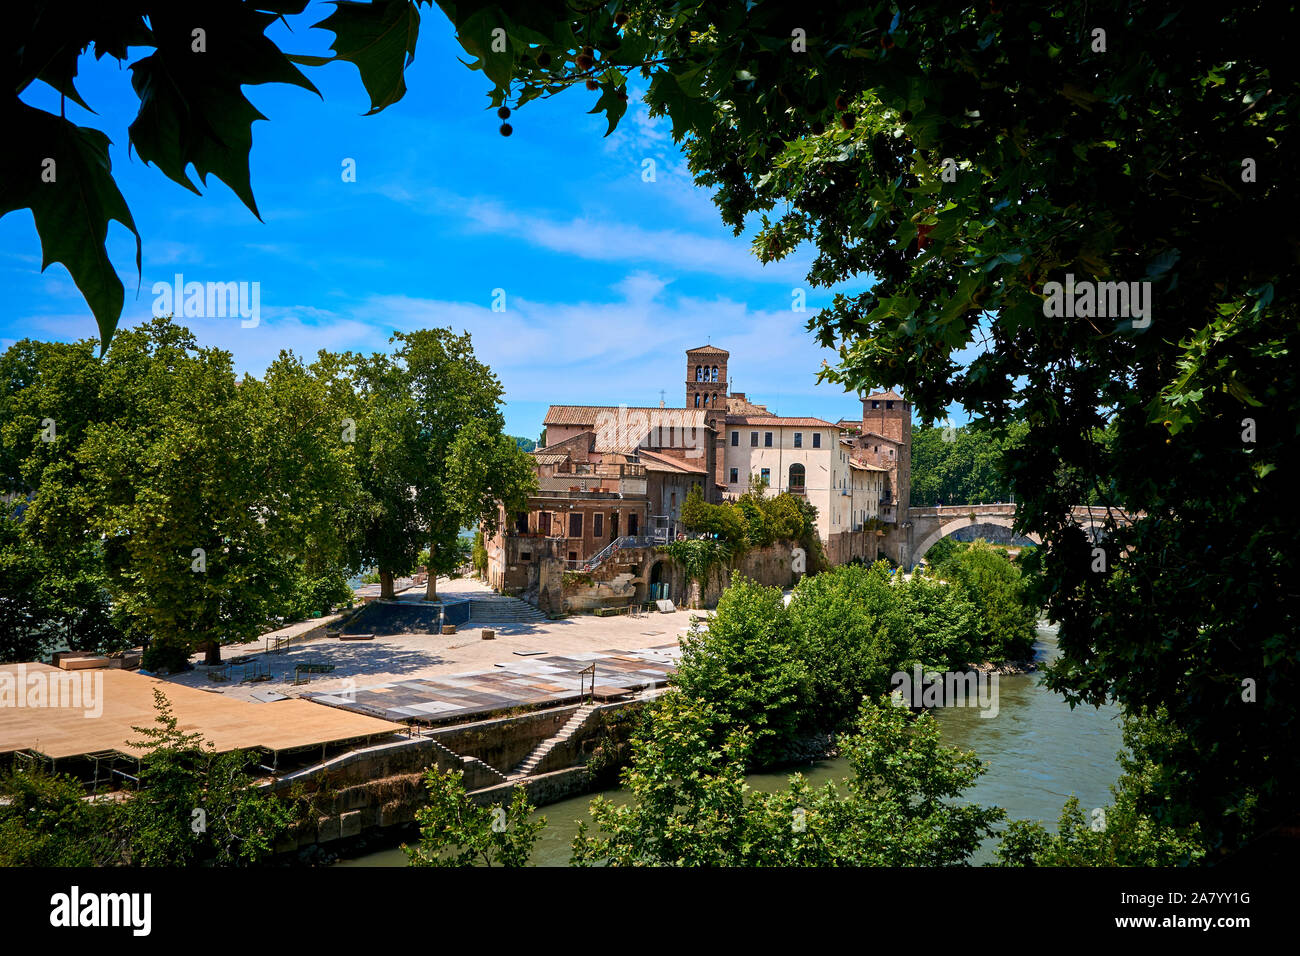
top-left (0, 663), bottom-right (405, 761)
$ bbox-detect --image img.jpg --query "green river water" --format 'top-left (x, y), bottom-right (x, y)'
top-left (339, 622), bottom-right (1123, 866)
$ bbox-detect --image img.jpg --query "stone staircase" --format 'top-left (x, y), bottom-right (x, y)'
top-left (468, 594), bottom-right (549, 624)
top-left (509, 703), bottom-right (599, 779)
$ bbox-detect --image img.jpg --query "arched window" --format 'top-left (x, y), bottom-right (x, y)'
top-left (695, 366), bottom-right (702, 381)
top-left (694, 394), bottom-right (701, 407)
top-left (711, 366), bottom-right (718, 382)
top-left (789, 462), bottom-right (806, 491)
top-left (711, 393), bottom-right (718, 407)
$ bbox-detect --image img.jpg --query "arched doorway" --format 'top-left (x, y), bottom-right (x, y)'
top-left (648, 560), bottom-right (671, 602)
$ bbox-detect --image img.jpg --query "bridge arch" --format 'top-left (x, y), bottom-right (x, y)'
top-left (912, 516), bottom-right (1042, 565)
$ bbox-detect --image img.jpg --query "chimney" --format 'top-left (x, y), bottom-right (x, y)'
top-left (658, 399), bottom-right (665, 408)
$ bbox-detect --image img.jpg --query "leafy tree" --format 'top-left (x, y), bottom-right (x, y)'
top-left (910, 422), bottom-right (1029, 507)
top-left (119, 689), bottom-right (297, 866)
top-left (344, 330), bottom-right (535, 601)
top-left (341, 349), bottom-right (425, 600)
top-left (73, 320), bottom-right (356, 668)
top-left (572, 693), bottom-right (754, 866)
top-left (0, 337), bottom-right (125, 660)
top-left (679, 484), bottom-right (747, 549)
top-left (933, 540), bottom-right (1038, 661)
top-left (672, 576), bottom-right (806, 763)
top-left (786, 560), bottom-right (908, 727)
top-left (405, 768), bottom-right (543, 867)
top-left (572, 693), bottom-right (1002, 866)
top-left (895, 570), bottom-right (981, 670)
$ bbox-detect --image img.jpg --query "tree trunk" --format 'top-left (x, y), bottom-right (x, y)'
top-left (380, 569), bottom-right (395, 600)
top-left (425, 559), bottom-right (438, 601)
top-left (203, 641), bottom-right (222, 666)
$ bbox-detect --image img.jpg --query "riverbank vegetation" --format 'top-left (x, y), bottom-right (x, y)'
top-left (674, 553), bottom-right (1035, 765)
top-left (0, 691), bottom-right (303, 866)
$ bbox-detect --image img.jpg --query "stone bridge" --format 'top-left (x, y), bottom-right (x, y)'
top-left (890, 503), bottom-right (1137, 570)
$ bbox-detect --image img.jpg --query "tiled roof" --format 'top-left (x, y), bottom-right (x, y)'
top-left (850, 460), bottom-right (889, 472)
top-left (637, 449), bottom-right (709, 475)
top-left (543, 405), bottom-right (707, 427)
top-left (531, 452), bottom-right (570, 465)
top-left (863, 388), bottom-right (906, 402)
top-left (686, 344), bottom-right (729, 355)
top-left (725, 415), bottom-right (839, 428)
top-left (858, 431), bottom-right (902, 444)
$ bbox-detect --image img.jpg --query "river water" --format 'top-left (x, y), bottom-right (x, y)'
top-left (340, 622), bottom-right (1123, 866)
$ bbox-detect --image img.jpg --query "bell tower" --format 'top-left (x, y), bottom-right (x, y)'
top-left (685, 345), bottom-right (729, 497)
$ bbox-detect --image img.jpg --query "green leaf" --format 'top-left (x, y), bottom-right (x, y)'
top-left (301, 0), bottom-right (420, 114)
top-left (588, 84), bottom-right (628, 136)
top-left (0, 104), bottom-right (141, 353)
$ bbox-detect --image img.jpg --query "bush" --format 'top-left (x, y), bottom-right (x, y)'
top-left (932, 540), bottom-right (1038, 661)
top-left (673, 576), bottom-right (807, 765)
top-left (787, 561), bottom-right (908, 727)
top-left (680, 486), bottom-right (747, 549)
top-left (0, 766), bottom-right (118, 866)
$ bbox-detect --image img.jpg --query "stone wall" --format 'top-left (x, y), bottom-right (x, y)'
top-left (268, 699), bottom-right (645, 854)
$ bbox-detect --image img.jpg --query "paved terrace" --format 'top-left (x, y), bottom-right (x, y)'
top-left (161, 577), bottom-right (702, 714)
top-left (305, 645), bottom-right (680, 724)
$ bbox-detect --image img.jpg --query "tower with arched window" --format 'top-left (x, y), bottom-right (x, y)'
top-left (685, 344), bottom-right (730, 492)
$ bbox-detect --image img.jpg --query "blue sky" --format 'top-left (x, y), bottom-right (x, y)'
top-left (3, 6), bottom-right (964, 440)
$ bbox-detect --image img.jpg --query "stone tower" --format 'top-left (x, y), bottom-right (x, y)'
top-left (861, 388), bottom-right (911, 511)
top-left (686, 345), bottom-right (729, 497)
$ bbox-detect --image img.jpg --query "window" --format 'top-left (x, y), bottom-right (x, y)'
top-left (729, 467), bottom-right (739, 483)
top-left (760, 467), bottom-right (771, 484)
top-left (515, 511), bottom-right (529, 534)
top-left (871, 400), bottom-right (880, 409)
top-left (812, 433), bottom-right (821, 448)
top-left (886, 400), bottom-right (894, 409)
top-left (695, 366), bottom-right (703, 382)
top-left (764, 432), bottom-right (773, 447)
top-left (593, 513), bottom-right (603, 538)
top-left (731, 431), bottom-right (739, 446)
top-left (694, 394), bottom-right (701, 407)
top-left (711, 366), bottom-right (718, 382)
top-left (789, 463), bottom-right (805, 490)
top-left (750, 431), bottom-right (759, 446)
top-left (568, 551), bottom-right (577, 562)
top-left (794, 432), bottom-right (803, 448)
top-left (568, 513), bottom-right (583, 537)
top-left (628, 513), bottom-right (639, 535)
top-left (520, 551), bottom-right (531, 562)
